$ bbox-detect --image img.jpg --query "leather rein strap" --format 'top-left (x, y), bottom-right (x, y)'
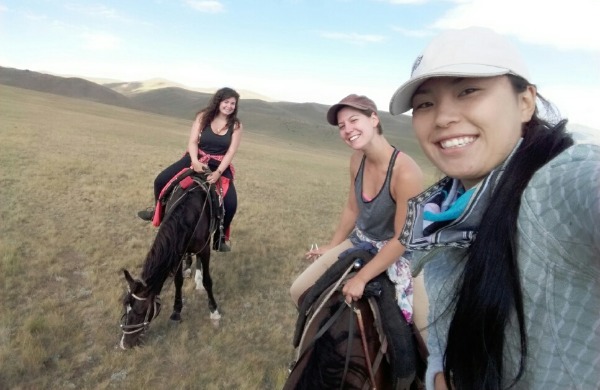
top-left (353, 303), bottom-right (378, 390)
top-left (293, 262), bottom-right (388, 390)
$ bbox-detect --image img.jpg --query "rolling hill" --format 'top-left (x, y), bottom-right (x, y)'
top-left (0, 66), bottom-right (138, 110)
top-left (0, 65), bottom-right (419, 155)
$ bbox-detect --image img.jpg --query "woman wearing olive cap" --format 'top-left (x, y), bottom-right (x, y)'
top-left (390, 27), bottom-right (600, 389)
top-left (290, 94), bottom-right (423, 326)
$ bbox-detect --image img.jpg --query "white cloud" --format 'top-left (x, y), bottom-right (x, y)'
top-left (82, 32), bottom-right (121, 50)
top-left (390, 26), bottom-right (434, 38)
top-left (542, 84), bottom-right (600, 130)
top-left (432, 0), bottom-right (600, 51)
top-left (23, 11), bottom-right (48, 21)
top-left (185, 0), bottom-right (225, 13)
top-left (320, 31), bottom-right (386, 44)
top-left (376, 0), bottom-right (429, 4)
top-left (63, 4), bottom-right (148, 25)
top-left (65, 4), bottom-right (120, 19)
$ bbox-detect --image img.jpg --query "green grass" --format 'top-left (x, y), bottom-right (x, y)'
top-left (0, 84), bottom-right (434, 389)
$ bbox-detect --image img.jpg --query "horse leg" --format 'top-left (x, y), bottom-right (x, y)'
top-left (198, 251), bottom-right (220, 320)
top-left (194, 254), bottom-right (205, 291)
top-left (170, 265), bottom-right (184, 322)
top-left (183, 254), bottom-right (193, 278)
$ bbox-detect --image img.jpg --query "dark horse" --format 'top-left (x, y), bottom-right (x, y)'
top-left (285, 247), bottom-right (425, 390)
top-left (119, 170), bottom-right (220, 349)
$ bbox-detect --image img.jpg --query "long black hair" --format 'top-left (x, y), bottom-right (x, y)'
top-left (197, 87), bottom-right (241, 133)
top-left (443, 75), bottom-right (574, 389)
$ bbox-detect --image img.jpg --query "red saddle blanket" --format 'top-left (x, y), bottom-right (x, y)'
top-left (151, 168), bottom-right (230, 232)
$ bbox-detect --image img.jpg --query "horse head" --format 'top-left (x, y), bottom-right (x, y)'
top-left (119, 269), bottom-right (161, 349)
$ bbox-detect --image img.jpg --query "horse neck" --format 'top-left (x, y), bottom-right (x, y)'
top-left (141, 190), bottom-right (207, 294)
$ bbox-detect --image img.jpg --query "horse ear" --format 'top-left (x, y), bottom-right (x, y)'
top-left (122, 269), bottom-right (135, 289)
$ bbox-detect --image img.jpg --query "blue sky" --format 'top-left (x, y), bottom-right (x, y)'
top-left (1, 0), bottom-right (599, 131)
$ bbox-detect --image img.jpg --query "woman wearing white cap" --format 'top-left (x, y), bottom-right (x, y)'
top-left (390, 27), bottom-right (600, 389)
top-left (290, 94), bottom-right (423, 325)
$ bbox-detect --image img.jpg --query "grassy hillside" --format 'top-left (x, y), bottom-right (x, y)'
top-left (0, 66), bottom-right (138, 109)
top-left (0, 65), bottom-right (432, 170)
top-left (0, 84), bottom-right (434, 389)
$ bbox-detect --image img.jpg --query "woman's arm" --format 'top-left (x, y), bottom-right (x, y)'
top-left (188, 113), bottom-right (205, 172)
top-left (342, 153), bottom-right (423, 302)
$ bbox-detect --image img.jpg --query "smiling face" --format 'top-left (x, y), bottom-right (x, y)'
top-left (336, 107), bottom-right (379, 150)
top-left (219, 97), bottom-right (237, 117)
top-left (411, 75), bottom-right (536, 188)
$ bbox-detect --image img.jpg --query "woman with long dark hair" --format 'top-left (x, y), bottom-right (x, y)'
top-left (137, 87), bottom-right (243, 252)
top-left (389, 27), bottom-right (599, 389)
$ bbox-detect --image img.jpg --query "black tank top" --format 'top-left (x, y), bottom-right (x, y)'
top-left (199, 124), bottom-right (233, 155)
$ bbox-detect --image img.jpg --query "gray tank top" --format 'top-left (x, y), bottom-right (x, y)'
top-left (353, 149), bottom-right (399, 241)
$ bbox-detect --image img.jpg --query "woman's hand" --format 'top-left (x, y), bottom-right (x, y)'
top-left (206, 170), bottom-right (221, 184)
top-left (342, 275), bottom-right (367, 304)
top-left (191, 160), bottom-right (208, 173)
top-left (305, 243), bottom-right (332, 262)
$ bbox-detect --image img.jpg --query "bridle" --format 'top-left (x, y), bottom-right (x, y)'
top-left (120, 293), bottom-right (162, 335)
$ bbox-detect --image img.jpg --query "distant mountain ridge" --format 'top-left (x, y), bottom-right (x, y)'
top-left (0, 66), bottom-right (138, 109)
top-left (0, 65), bottom-right (419, 154)
top-left (102, 78), bottom-right (274, 101)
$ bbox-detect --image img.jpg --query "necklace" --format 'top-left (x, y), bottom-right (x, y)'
top-left (212, 121), bottom-right (228, 135)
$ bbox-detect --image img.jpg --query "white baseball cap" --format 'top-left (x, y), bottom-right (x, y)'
top-left (389, 27), bottom-right (530, 115)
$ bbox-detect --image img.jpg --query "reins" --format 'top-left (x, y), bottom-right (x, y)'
top-left (353, 303), bottom-right (378, 390)
top-left (295, 261), bottom-right (357, 362)
top-left (165, 175), bottom-right (220, 275)
top-left (337, 300), bottom-right (379, 390)
top-left (292, 258), bottom-right (385, 390)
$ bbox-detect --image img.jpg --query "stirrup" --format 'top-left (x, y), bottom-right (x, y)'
top-left (213, 239), bottom-right (231, 252)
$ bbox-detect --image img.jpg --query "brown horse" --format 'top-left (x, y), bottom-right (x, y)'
top-left (119, 171), bottom-right (220, 349)
top-left (285, 248), bottom-right (424, 390)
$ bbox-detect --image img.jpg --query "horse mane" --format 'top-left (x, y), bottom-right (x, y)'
top-left (295, 300), bottom-right (369, 390)
top-left (141, 187), bottom-right (208, 295)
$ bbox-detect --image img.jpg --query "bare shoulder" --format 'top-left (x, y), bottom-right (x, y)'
top-left (349, 151), bottom-right (364, 174)
top-left (234, 121), bottom-right (243, 131)
top-left (393, 151), bottom-right (424, 181)
top-left (390, 151), bottom-right (424, 201)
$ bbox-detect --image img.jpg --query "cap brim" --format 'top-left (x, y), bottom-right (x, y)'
top-left (389, 64), bottom-right (512, 115)
top-left (326, 103), bottom-right (345, 126)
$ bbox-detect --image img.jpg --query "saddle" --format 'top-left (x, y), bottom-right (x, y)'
top-left (154, 168), bottom-right (223, 235)
top-left (292, 244), bottom-right (423, 389)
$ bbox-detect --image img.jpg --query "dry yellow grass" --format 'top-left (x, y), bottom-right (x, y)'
top-left (0, 85), bottom-right (433, 389)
